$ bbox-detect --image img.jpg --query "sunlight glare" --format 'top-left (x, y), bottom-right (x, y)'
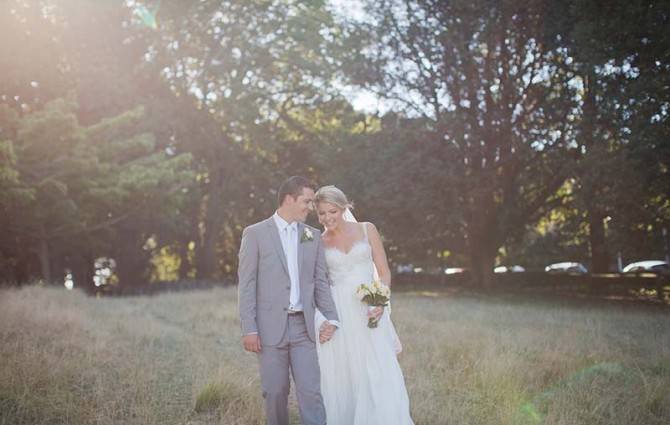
top-left (131, 1), bottom-right (159, 30)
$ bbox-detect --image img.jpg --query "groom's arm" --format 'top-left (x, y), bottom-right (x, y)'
top-left (238, 226), bottom-right (261, 352)
top-left (313, 234), bottom-right (339, 323)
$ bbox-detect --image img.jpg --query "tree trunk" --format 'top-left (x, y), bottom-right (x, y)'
top-left (51, 247), bottom-right (64, 286)
top-left (179, 204), bottom-right (201, 280)
top-left (115, 229), bottom-right (148, 286)
top-left (12, 256), bottom-right (31, 285)
top-left (178, 235), bottom-right (193, 280)
top-left (71, 253), bottom-right (94, 291)
top-left (469, 238), bottom-right (499, 289)
top-left (38, 232), bottom-right (52, 285)
top-left (581, 69), bottom-right (611, 273)
top-left (588, 211), bottom-right (610, 273)
top-left (196, 174), bottom-right (227, 280)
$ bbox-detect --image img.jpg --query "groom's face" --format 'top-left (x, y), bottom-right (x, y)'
top-left (287, 187), bottom-right (315, 223)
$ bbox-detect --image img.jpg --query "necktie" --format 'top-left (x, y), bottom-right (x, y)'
top-left (285, 224), bottom-right (300, 310)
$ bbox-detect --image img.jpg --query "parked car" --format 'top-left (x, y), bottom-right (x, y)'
top-left (494, 265), bottom-right (526, 273)
top-left (622, 260), bottom-right (669, 274)
top-left (544, 262), bottom-right (588, 274)
top-left (444, 267), bottom-right (467, 275)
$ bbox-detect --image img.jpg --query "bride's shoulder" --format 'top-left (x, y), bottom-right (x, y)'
top-left (362, 221), bottom-right (378, 231)
top-left (363, 222), bottom-right (382, 240)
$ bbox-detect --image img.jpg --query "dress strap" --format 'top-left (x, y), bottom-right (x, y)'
top-left (361, 222), bottom-right (369, 242)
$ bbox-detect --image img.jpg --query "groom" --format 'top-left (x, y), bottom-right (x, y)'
top-left (238, 176), bottom-right (339, 425)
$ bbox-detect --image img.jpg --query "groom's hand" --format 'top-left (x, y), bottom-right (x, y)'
top-left (243, 334), bottom-right (261, 353)
top-left (319, 322), bottom-right (336, 344)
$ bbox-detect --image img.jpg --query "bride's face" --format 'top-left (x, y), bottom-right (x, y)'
top-left (316, 202), bottom-right (344, 230)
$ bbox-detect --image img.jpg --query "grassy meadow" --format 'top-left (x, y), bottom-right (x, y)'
top-left (0, 285), bottom-right (669, 425)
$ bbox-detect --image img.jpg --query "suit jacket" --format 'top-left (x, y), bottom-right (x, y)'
top-left (238, 216), bottom-right (339, 346)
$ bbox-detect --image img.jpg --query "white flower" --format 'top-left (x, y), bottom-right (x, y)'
top-left (356, 284), bottom-right (369, 300)
top-left (356, 280), bottom-right (391, 329)
top-left (380, 284), bottom-right (391, 298)
top-left (301, 228), bottom-right (314, 243)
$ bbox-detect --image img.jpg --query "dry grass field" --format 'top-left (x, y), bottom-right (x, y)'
top-left (1, 285), bottom-right (669, 425)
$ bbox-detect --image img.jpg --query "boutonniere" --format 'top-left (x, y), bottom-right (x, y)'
top-left (300, 228), bottom-right (314, 243)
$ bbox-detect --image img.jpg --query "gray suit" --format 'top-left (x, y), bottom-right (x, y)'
top-left (238, 216), bottom-right (338, 425)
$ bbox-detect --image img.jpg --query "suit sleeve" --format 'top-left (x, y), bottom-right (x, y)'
top-left (238, 226), bottom-right (259, 336)
top-left (313, 234), bottom-right (339, 322)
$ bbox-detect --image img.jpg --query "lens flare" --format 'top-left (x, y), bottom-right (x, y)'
top-left (515, 363), bottom-right (625, 424)
top-left (134, 3), bottom-right (158, 30)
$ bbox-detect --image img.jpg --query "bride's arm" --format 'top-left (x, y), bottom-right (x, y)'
top-left (366, 222), bottom-right (392, 287)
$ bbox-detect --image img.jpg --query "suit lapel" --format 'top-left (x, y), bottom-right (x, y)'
top-left (266, 217), bottom-right (289, 276)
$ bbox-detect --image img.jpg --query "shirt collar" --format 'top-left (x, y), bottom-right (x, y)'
top-left (273, 211), bottom-right (297, 232)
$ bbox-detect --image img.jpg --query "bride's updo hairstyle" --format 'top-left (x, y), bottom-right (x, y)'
top-left (314, 185), bottom-right (353, 211)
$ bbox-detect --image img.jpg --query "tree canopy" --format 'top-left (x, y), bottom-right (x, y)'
top-left (0, 0), bottom-right (668, 288)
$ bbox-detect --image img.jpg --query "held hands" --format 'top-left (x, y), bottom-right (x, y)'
top-left (243, 334), bottom-right (261, 353)
top-left (319, 322), bottom-right (337, 344)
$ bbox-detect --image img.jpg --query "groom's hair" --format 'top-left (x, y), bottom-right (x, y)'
top-left (278, 176), bottom-right (317, 207)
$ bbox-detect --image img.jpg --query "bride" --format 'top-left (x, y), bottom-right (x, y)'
top-left (313, 185), bottom-right (414, 425)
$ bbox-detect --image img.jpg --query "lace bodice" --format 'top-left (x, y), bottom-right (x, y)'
top-left (324, 239), bottom-right (375, 287)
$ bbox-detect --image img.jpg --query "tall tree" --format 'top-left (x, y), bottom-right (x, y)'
top-left (0, 98), bottom-right (192, 285)
top-left (340, 0), bottom-right (581, 287)
top-left (545, 0), bottom-right (670, 270)
top-left (140, 0), bottom-right (348, 278)
top-left (1, 0), bottom-right (203, 285)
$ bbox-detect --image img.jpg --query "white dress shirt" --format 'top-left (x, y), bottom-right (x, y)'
top-left (274, 212), bottom-right (303, 312)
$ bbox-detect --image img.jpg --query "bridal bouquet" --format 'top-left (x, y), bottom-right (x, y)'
top-left (355, 280), bottom-right (391, 328)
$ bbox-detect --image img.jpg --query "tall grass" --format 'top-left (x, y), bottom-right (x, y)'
top-left (0, 285), bottom-right (668, 424)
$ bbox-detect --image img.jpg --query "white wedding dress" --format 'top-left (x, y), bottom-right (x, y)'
top-left (315, 223), bottom-right (414, 425)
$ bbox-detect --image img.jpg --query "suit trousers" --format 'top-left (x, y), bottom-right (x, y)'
top-left (258, 314), bottom-right (326, 425)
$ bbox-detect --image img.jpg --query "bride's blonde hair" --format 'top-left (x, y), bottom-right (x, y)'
top-left (314, 185), bottom-right (353, 211)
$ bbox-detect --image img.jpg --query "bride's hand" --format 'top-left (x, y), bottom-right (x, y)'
top-left (367, 306), bottom-right (384, 322)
